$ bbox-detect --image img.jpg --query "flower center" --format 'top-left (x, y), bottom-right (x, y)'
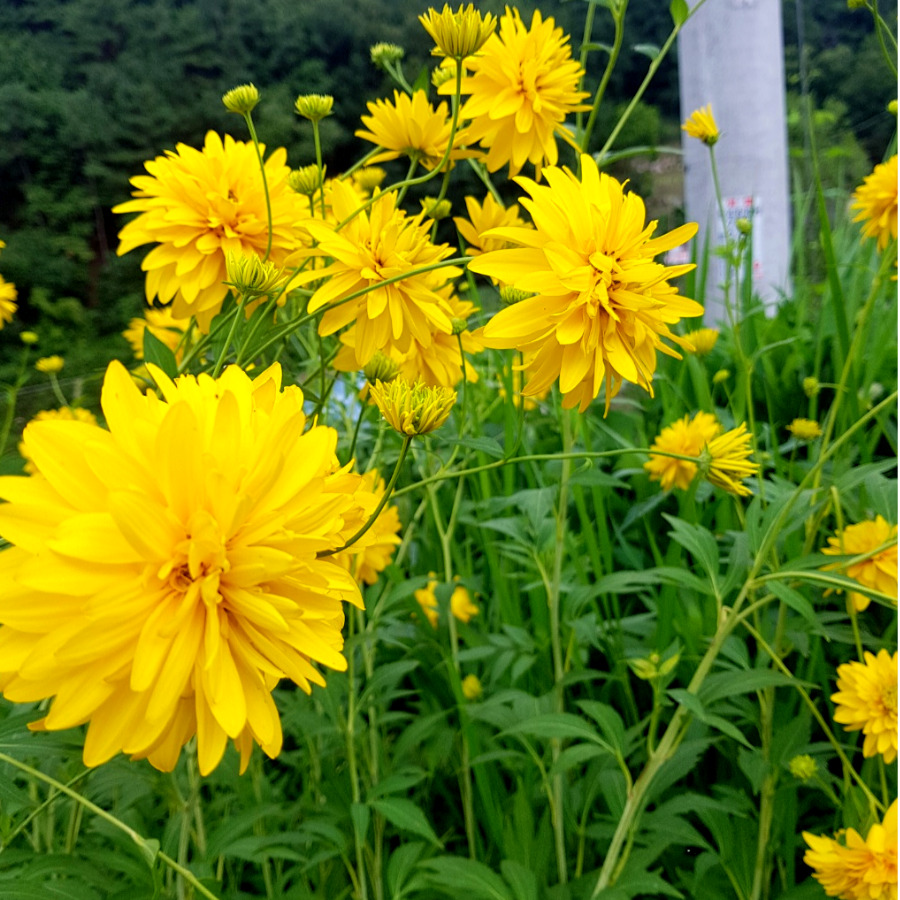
top-left (884, 682), bottom-right (897, 717)
top-left (158, 510), bottom-right (230, 606)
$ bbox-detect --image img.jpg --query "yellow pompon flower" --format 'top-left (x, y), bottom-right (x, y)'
top-left (645, 412), bottom-right (722, 492)
top-left (18, 407), bottom-right (99, 474)
top-left (851, 155), bottom-right (898, 251)
top-left (454, 193), bottom-right (530, 261)
top-left (461, 673), bottom-right (483, 700)
top-left (450, 584), bottom-right (479, 623)
top-left (683, 327), bottom-right (719, 356)
top-left (113, 132), bottom-right (309, 331)
top-left (369, 377), bottom-right (456, 436)
top-left (803, 800), bottom-right (898, 900)
top-left (443, 7), bottom-right (589, 177)
top-left (355, 90), bottom-right (477, 172)
top-left (35, 355), bottom-right (64, 374)
top-left (681, 104), bottom-right (720, 146)
top-left (0, 272), bottom-right (17, 329)
top-left (419, 4), bottom-right (497, 59)
top-left (332, 470), bottom-right (402, 586)
top-left (702, 423), bottom-right (759, 496)
top-left (297, 182), bottom-right (461, 367)
top-left (786, 417), bottom-right (822, 441)
top-left (831, 650), bottom-right (898, 764)
top-left (822, 516), bottom-right (898, 612)
top-left (469, 154), bottom-right (702, 412)
top-left (0, 361), bottom-right (379, 776)
top-left (123, 307), bottom-right (191, 362)
top-left (415, 579), bottom-right (440, 628)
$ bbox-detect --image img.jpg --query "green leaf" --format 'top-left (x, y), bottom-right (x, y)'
top-left (670, 0), bottom-right (689, 26)
top-left (422, 857), bottom-right (514, 900)
top-left (351, 801), bottom-right (370, 844)
top-left (765, 580), bottom-right (820, 629)
top-left (142, 328), bottom-right (178, 379)
top-left (580, 41), bottom-right (614, 55)
top-left (134, 837), bottom-right (160, 869)
top-left (370, 798), bottom-right (443, 848)
top-left (668, 690), bottom-right (753, 748)
top-left (633, 43), bottom-right (661, 60)
top-left (500, 860), bottom-right (538, 900)
top-left (550, 743), bottom-right (609, 775)
top-left (577, 700), bottom-right (626, 754)
top-left (701, 668), bottom-right (811, 705)
top-left (456, 436), bottom-right (505, 458)
top-left (664, 516), bottom-right (721, 594)
top-left (503, 712), bottom-right (611, 751)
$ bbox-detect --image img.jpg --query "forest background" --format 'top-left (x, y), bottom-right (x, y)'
top-left (0, 0), bottom-right (896, 429)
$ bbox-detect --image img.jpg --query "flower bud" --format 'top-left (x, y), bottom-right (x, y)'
top-left (499, 286), bottom-right (532, 305)
top-left (451, 317), bottom-right (468, 335)
top-left (35, 355), bottom-right (64, 374)
top-left (294, 94), bottom-right (334, 122)
top-left (370, 42), bottom-right (404, 69)
top-left (369, 377), bottom-right (456, 436)
top-left (224, 252), bottom-right (285, 301)
top-left (736, 217), bottom-right (752, 236)
top-left (802, 376), bottom-right (820, 398)
top-left (222, 83), bottom-right (260, 115)
top-left (420, 197), bottom-right (452, 220)
top-left (363, 351), bottom-right (400, 386)
top-left (419, 4), bottom-right (497, 60)
top-left (20, 331), bottom-right (38, 345)
top-left (712, 368), bottom-right (731, 385)
top-left (352, 166), bottom-right (387, 194)
top-left (789, 754), bottom-right (817, 781)
top-left (461, 674), bottom-right (482, 700)
top-left (289, 164), bottom-right (324, 196)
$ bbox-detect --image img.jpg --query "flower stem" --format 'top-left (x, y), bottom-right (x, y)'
top-left (243, 111), bottom-right (274, 262)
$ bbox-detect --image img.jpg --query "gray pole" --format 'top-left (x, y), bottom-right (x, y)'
top-left (678, 0), bottom-right (792, 324)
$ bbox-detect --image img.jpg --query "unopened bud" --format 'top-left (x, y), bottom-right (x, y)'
top-left (289, 164), bottom-right (324, 196)
top-left (420, 197), bottom-right (452, 220)
top-left (802, 376), bottom-right (820, 398)
top-left (736, 217), bottom-right (752, 236)
top-left (222, 83), bottom-right (260, 115)
top-left (499, 286), bottom-right (531, 305)
top-left (363, 352), bottom-right (400, 386)
top-left (370, 42), bottom-right (404, 69)
top-left (294, 94), bottom-right (334, 122)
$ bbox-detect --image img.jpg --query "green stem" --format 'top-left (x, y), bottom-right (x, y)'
top-left (243, 112), bottom-right (274, 262)
top-left (579, 1), bottom-right (627, 153)
top-left (211, 293), bottom-right (249, 377)
top-left (346, 611), bottom-right (370, 900)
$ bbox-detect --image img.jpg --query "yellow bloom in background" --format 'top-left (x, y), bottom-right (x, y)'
top-left (822, 515), bottom-right (898, 612)
top-left (454, 193), bottom-right (529, 261)
top-left (446, 7), bottom-right (589, 176)
top-left (18, 407), bottom-right (99, 474)
top-left (497, 360), bottom-right (549, 411)
top-left (35, 355), bottom-right (64, 374)
top-left (469, 154), bottom-right (701, 412)
top-left (352, 166), bottom-right (387, 195)
top-left (299, 182), bottom-right (460, 367)
top-left (450, 584), bottom-right (479, 623)
top-left (681, 104), bottom-right (720, 146)
top-left (415, 578), bottom-right (440, 628)
top-left (20, 331), bottom-right (38, 345)
top-left (333, 470), bottom-right (402, 586)
top-left (356, 90), bottom-right (476, 172)
top-left (0, 361), bottom-right (379, 775)
top-left (803, 800), bottom-right (898, 900)
top-left (851, 155), bottom-right (898, 251)
top-left (683, 327), bottom-right (719, 356)
top-left (831, 649), bottom-right (898, 764)
top-left (369, 377), bottom-right (456, 436)
top-left (461, 673), bottom-right (483, 700)
top-left (645, 412), bottom-right (722, 492)
top-left (419, 4), bottom-right (497, 59)
top-left (703, 423), bottom-right (759, 496)
top-left (0, 269), bottom-right (17, 329)
top-left (786, 417), bottom-right (822, 441)
top-left (114, 132), bottom-right (308, 331)
top-left (123, 307), bottom-right (191, 362)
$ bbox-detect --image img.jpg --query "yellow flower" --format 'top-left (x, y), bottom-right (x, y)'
top-left (645, 412), bottom-right (722, 492)
top-left (20, 331), bottom-right (38, 345)
top-left (851, 155), bottom-right (898, 251)
top-left (822, 516), bottom-right (898, 612)
top-left (712, 368), bottom-right (731, 385)
top-left (297, 182), bottom-right (461, 367)
top-left (803, 800), bottom-right (898, 900)
top-left (0, 361), bottom-right (378, 775)
top-left (18, 407), bottom-right (99, 474)
top-left (469, 154), bottom-right (701, 412)
top-left (222, 83), bottom-right (259, 115)
top-left (445, 7), bottom-right (589, 177)
top-left (786, 417), bottom-right (822, 441)
top-left (0, 273), bottom-right (17, 329)
top-left (419, 4), bottom-right (497, 59)
top-left (450, 584), bottom-right (479, 623)
top-left (355, 90), bottom-right (476, 172)
top-left (114, 132), bottom-right (308, 331)
top-left (682, 104), bottom-right (720, 146)
top-left (415, 578), bottom-right (440, 628)
top-left (369, 377), bottom-right (456, 436)
top-left (702, 423), bottom-right (759, 496)
top-left (35, 355), bottom-right (64, 374)
top-left (351, 166), bottom-right (387, 195)
top-left (461, 673), bottom-right (483, 700)
top-left (683, 327), bottom-right (719, 356)
top-left (332, 470), bottom-right (402, 586)
top-left (803, 376), bottom-right (821, 397)
top-left (831, 650), bottom-right (898, 764)
top-left (454, 193), bottom-right (529, 261)
top-left (123, 307), bottom-right (191, 362)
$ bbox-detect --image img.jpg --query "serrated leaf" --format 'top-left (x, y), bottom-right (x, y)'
top-left (142, 328), bottom-right (178, 379)
top-left (422, 857), bottom-right (514, 900)
top-left (670, 0), bottom-right (689, 26)
top-left (371, 798), bottom-right (443, 848)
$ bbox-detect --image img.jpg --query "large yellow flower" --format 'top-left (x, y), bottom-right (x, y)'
top-left (18, 407), bottom-right (99, 475)
top-left (832, 649), bottom-right (898, 764)
top-left (468, 154), bottom-right (701, 411)
top-left (114, 132), bottom-right (308, 331)
top-left (123, 306), bottom-right (192, 362)
top-left (446, 6), bottom-right (590, 176)
top-left (822, 516), bottom-right (898, 612)
top-left (645, 412), bottom-right (721, 491)
top-left (0, 275), bottom-right (16, 329)
top-left (0, 361), bottom-right (378, 775)
top-left (454, 193), bottom-right (530, 260)
top-left (851, 155), bottom-right (898, 251)
top-left (355, 90), bottom-right (476, 172)
top-left (703, 423), bottom-right (759, 496)
top-left (803, 800), bottom-right (898, 900)
top-left (299, 181), bottom-right (461, 367)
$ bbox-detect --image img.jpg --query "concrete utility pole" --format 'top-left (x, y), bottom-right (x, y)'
top-left (677, 0), bottom-right (792, 324)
